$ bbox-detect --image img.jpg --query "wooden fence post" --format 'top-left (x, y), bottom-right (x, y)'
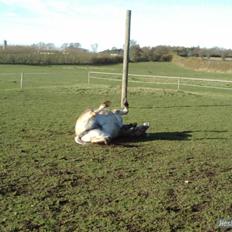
top-left (121, 10), bottom-right (131, 107)
top-left (20, 72), bottom-right (24, 89)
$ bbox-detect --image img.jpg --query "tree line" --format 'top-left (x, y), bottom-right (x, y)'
top-left (0, 44), bottom-right (122, 65)
top-left (127, 41), bottom-right (232, 62)
top-left (0, 41), bottom-right (232, 65)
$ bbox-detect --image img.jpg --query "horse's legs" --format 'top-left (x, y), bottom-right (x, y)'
top-left (119, 122), bottom-right (149, 137)
top-left (81, 129), bottom-right (111, 144)
top-left (94, 101), bottom-right (111, 114)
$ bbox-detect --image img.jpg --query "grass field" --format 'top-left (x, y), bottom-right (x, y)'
top-left (0, 63), bottom-right (232, 231)
top-left (173, 55), bottom-right (232, 74)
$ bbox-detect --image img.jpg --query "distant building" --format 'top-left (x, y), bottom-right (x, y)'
top-left (3, 40), bottom-right (7, 50)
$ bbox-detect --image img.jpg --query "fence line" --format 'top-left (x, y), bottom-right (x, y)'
top-left (0, 73), bottom-right (19, 75)
top-left (1, 71), bottom-right (232, 92)
top-left (0, 72), bottom-right (49, 75)
top-left (0, 72), bottom-right (50, 89)
top-left (23, 73), bottom-right (49, 75)
top-left (89, 76), bottom-right (178, 86)
top-left (89, 71), bottom-right (232, 83)
top-left (88, 71), bottom-right (232, 91)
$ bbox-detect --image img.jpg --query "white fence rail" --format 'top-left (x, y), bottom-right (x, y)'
top-left (1, 71), bottom-right (232, 92)
top-left (0, 72), bottom-right (50, 90)
top-left (88, 71), bottom-right (232, 91)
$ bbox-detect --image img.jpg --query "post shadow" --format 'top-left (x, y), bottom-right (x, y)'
top-left (146, 131), bottom-right (192, 141)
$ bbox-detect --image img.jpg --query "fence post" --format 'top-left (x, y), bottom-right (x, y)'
top-left (121, 10), bottom-right (131, 107)
top-left (88, 72), bottom-right (90, 84)
top-left (177, 78), bottom-right (180, 90)
top-left (20, 72), bottom-right (24, 89)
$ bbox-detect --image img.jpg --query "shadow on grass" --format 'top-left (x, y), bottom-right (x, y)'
top-left (191, 130), bottom-right (230, 140)
top-left (147, 131), bottom-right (192, 141)
top-left (112, 131), bottom-right (192, 146)
top-left (109, 130), bottom-right (230, 147)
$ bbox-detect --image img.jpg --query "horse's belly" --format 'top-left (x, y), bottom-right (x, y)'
top-left (96, 114), bottom-right (122, 138)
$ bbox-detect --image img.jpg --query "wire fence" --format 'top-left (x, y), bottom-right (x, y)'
top-left (0, 71), bottom-right (87, 90)
top-left (0, 72), bottom-right (51, 90)
top-left (1, 70), bottom-right (232, 94)
top-left (88, 71), bottom-right (232, 92)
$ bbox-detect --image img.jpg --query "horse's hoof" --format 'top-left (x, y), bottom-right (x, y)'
top-left (103, 101), bottom-right (111, 107)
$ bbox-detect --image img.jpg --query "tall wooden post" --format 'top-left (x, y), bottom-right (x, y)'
top-left (121, 10), bottom-right (131, 107)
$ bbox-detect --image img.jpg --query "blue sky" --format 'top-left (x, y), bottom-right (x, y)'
top-left (0, 0), bottom-right (232, 51)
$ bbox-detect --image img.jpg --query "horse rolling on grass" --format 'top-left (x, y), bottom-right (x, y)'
top-left (74, 100), bottom-right (149, 145)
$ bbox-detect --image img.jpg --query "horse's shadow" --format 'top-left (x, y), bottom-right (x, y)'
top-left (111, 131), bottom-right (192, 147)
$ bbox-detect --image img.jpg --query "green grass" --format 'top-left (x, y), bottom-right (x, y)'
top-left (0, 63), bottom-right (232, 231)
top-left (173, 55), bottom-right (232, 75)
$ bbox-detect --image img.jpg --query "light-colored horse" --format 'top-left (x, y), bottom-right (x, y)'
top-left (74, 101), bottom-right (149, 145)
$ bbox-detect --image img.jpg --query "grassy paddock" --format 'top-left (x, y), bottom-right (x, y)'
top-left (173, 55), bottom-right (232, 74)
top-left (0, 63), bottom-right (232, 231)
